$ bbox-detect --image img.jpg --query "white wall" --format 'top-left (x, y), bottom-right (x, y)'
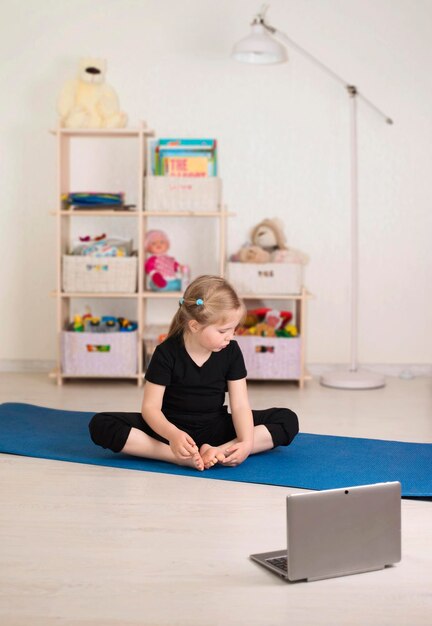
top-left (1, 0), bottom-right (431, 366)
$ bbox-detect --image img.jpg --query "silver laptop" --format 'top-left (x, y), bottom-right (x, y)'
top-left (250, 482), bottom-right (401, 582)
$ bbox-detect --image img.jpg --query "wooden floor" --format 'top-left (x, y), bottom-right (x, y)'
top-left (0, 372), bottom-right (431, 626)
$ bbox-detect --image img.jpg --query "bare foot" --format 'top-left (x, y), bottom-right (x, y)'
top-left (178, 451), bottom-right (204, 472)
top-left (200, 444), bottom-right (226, 469)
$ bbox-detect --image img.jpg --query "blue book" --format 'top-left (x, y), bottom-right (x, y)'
top-left (158, 138), bottom-right (216, 150)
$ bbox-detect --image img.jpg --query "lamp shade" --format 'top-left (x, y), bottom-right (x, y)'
top-left (231, 24), bottom-right (287, 65)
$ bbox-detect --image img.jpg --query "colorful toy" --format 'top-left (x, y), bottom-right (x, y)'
top-left (86, 317), bottom-right (102, 332)
top-left (79, 233), bottom-right (107, 242)
top-left (253, 323), bottom-right (276, 337)
top-left (73, 315), bottom-right (84, 332)
top-left (68, 310), bottom-right (137, 333)
top-left (118, 317), bottom-right (138, 332)
top-left (236, 308), bottom-right (297, 338)
top-left (58, 58), bottom-right (127, 129)
top-left (72, 235), bottom-right (132, 257)
top-left (144, 230), bottom-right (183, 292)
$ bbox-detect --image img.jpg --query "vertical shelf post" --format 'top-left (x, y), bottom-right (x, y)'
top-left (56, 128), bottom-right (71, 385)
top-left (137, 123), bottom-right (145, 386)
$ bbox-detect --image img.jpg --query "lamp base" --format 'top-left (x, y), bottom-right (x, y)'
top-left (320, 369), bottom-right (386, 390)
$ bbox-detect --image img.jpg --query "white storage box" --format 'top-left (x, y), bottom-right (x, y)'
top-left (145, 176), bottom-right (222, 212)
top-left (62, 255), bottom-right (137, 293)
top-left (227, 262), bottom-right (303, 295)
top-left (235, 336), bottom-right (301, 380)
top-left (61, 331), bottom-right (138, 376)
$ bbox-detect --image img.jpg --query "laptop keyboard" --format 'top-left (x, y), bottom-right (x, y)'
top-left (266, 556), bottom-right (288, 572)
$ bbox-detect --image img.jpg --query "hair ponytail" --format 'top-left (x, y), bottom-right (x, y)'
top-left (166, 275), bottom-right (244, 339)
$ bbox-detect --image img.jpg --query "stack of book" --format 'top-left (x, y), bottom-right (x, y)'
top-left (150, 138), bottom-right (217, 177)
top-left (62, 193), bottom-right (135, 211)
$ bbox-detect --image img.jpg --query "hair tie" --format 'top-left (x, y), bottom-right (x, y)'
top-left (196, 298), bottom-right (204, 306)
top-left (179, 297), bottom-right (184, 306)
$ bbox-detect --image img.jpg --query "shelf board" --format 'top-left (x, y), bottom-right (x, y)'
top-left (51, 291), bottom-right (311, 300)
top-left (239, 292), bottom-right (310, 300)
top-left (142, 291), bottom-right (182, 299)
top-left (49, 369), bottom-right (142, 380)
top-left (51, 210), bottom-right (234, 217)
top-left (52, 210), bottom-right (139, 217)
top-left (50, 127), bottom-right (154, 138)
top-left (52, 291), bottom-right (139, 299)
top-left (142, 211), bottom-right (235, 217)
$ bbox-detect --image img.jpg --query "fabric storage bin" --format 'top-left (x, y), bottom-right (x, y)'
top-left (227, 262), bottom-right (303, 294)
top-left (145, 176), bottom-right (222, 212)
top-left (61, 331), bottom-right (138, 376)
top-left (235, 336), bottom-right (301, 380)
top-left (62, 255), bottom-right (137, 293)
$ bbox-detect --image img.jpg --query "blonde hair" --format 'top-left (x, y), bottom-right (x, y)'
top-left (167, 275), bottom-right (245, 338)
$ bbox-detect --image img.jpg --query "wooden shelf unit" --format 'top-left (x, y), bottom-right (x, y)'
top-left (51, 124), bottom-right (231, 385)
top-left (51, 125), bottom-right (309, 387)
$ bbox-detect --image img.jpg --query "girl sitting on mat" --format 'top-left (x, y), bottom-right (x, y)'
top-left (89, 275), bottom-right (299, 471)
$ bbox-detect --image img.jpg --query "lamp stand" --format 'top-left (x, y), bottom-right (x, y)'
top-left (269, 25), bottom-right (391, 390)
top-left (320, 87), bottom-right (385, 390)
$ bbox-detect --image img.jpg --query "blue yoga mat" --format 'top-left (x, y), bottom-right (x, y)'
top-left (0, 403), bottom-right (431, 497)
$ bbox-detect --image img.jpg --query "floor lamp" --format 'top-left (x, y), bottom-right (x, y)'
top-left (232, 6), bottom-right (393, 390)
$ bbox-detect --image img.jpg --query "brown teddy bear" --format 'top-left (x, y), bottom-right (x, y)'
top-left (237, 245), bottom-right (270, 263)
top-left (250, 218), bottom-right (287, 254)
top-left (231, 218), bottom-right (309, 264)
top-left (251, 218), bottom-right (309, 264)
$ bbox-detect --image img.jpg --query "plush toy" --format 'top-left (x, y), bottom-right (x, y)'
top-left (251, 218), bottom-right (309, 264)
top-left (231, 217), bottom-right (309, 265)
top-left (58, 58), bottom-right (127, 128)
top-left (264, 309), bottom-right (284, 329)
top-left (144, 230), bottom-right (182, 292)
top-left (250, 218), bottom-right (287, 254)
top-left (237, 245), bottom-right (270, 263)
top-left (230, 218), bottom-right (284, 262)
top-left (271, 247), bottom-right (309, 265)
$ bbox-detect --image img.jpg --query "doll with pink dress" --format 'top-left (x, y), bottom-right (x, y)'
top-left (144, 230), bottom-right (184, 291)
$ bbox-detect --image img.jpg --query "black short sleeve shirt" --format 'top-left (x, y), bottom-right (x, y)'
top-left (145, 334), bottom-right (247, 419)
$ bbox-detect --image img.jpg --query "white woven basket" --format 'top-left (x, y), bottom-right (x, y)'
top-left (62, 255), bottom-right (137, 293)
top-left (227, 262), bottom-right (303, 295)
top-left (61, 331), bottom-right (138, 376)
top-left (235, 336), bottom-right (301, 380)
top-left (145, 176), bottom-right (222, 212)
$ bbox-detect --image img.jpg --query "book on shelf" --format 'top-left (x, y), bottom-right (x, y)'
top-left (67, 204), bottom-right (136, 212)
top-left (162, 155), bottom-right (211, 177)
top-left (149, 138), bottom-right (218, 177)
top-left (61, 192), bottom-right (135, 211)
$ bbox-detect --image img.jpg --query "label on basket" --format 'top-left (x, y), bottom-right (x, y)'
top-left (255, 345), bottom-right (275, 353)
top-left (86, 344), bottom-right (111, 352)
top-left (86, 264), bottom-right (109, 272)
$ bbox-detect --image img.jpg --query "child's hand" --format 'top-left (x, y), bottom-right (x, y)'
top-left (222, 441), bottom-right (253, 467)
top-left (169, 430), bottom-right (198, 460)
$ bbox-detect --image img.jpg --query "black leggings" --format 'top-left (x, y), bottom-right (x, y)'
top-left (89, 407), bottom-right (299, 453)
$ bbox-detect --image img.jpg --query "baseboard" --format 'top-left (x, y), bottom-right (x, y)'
top-left (0, 359), bottom-right (431, 379)
top-left (309, 364), bottom-right (432, 379)
top-left (0, 360), bottom-right (56, 373)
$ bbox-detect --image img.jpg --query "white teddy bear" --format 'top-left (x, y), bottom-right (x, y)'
top-left (58, 57), bottom-right (128, 128)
